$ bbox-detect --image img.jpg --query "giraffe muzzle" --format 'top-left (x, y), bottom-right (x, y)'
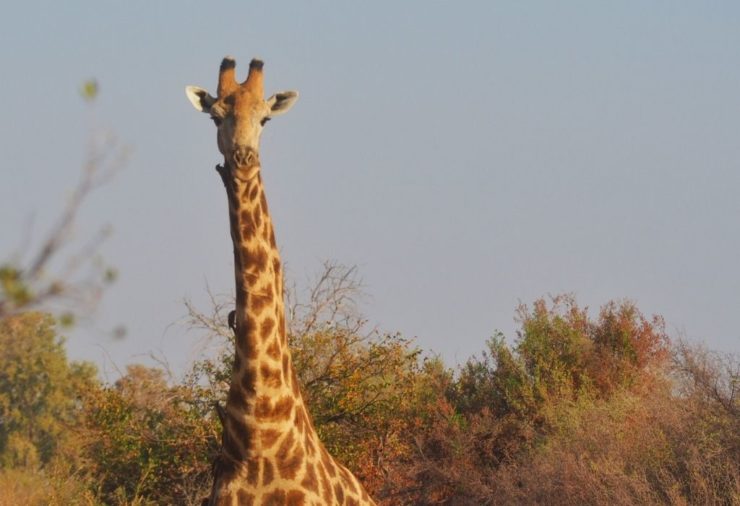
top-left (232, 146), bottom-right (259, 169)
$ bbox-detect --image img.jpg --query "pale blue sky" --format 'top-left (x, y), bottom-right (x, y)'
top-left (1, 1), bottom-right (738, 376)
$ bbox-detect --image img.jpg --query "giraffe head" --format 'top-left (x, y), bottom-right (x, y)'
top-left (186, 57), bottom-right (298, 179)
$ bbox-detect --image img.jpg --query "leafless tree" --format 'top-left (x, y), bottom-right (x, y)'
top-left (673, 339), bottom-right (739, 418)
top-left (185, 260), bottom-right (371, 351)
top-left (0, 87), bottom-right (127, 321)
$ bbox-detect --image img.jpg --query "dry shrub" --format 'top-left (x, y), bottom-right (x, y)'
top-left (491, 351), bottom-right (739, 506)
top-left (377, 298), bottom-right (738, 506)
top-left (0, 467), bottom-right (96, 506)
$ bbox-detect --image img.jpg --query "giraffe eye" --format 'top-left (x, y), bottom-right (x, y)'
top-left (260, 117), bottom-right (271, 127)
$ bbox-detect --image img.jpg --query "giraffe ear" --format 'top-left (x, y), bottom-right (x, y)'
top-left (185, 86), bottom-right (216, 113)
top-left (266, 90), bottom-right (299, 117)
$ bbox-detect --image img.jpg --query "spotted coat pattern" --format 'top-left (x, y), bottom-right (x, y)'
top-left (188, 57), bottom-right (375, 506)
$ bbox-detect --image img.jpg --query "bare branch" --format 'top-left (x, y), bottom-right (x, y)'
top-left (1, 99), bottom-right (128, 320)
top-left (673, 339), bottom-right (739, 418)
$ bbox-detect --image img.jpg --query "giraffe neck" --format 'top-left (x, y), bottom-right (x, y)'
top-left (217, 162), bottom-right (302, 458)
top-left (210, 163), bottom-right (375, 506)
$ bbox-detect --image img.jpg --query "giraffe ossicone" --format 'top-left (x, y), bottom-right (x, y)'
top-left (187, 57), bottom-right (376, 506)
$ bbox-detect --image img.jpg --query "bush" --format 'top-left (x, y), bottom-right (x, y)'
top-left (2, 293), bottom-right (737, 505)
top-left (79, 365), bottom-right (218, 505)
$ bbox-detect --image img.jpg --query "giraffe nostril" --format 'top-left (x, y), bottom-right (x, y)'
top-left (232, 146), bottom-right (257, 168)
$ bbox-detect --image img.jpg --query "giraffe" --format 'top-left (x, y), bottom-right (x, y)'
top-left (186, 57), bottom-right (376, 506)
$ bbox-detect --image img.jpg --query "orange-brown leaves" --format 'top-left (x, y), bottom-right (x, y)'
top-left (589, 301), bottom-right (670, 393)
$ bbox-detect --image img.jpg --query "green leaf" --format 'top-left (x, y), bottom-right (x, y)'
top-left (80, 79), bottom-right (99, 102)
top-left (58, 312), bottom-right (76, 328)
